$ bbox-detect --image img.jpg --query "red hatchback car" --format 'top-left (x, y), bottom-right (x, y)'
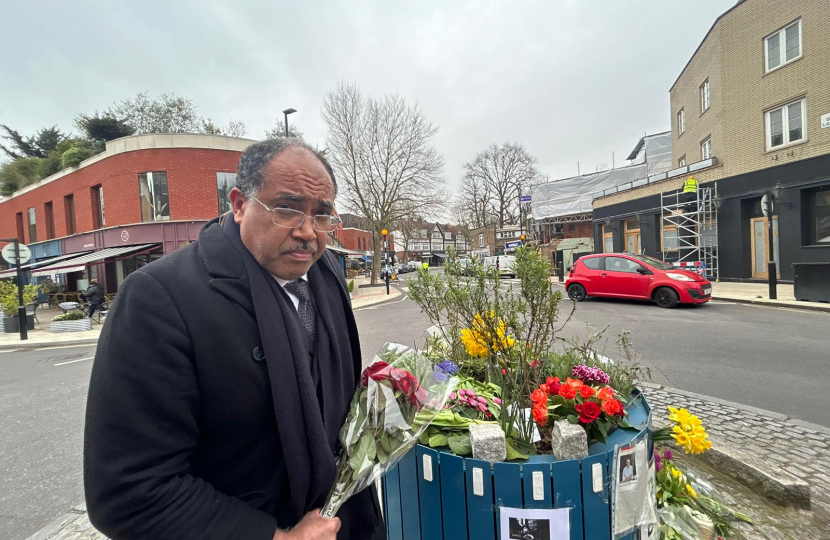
top-left (566, 253), bottom-right (712, 308)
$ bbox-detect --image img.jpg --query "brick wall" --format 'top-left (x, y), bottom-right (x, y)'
top-left (339, 228), bottom-right (376, 252)
top-left (562, 221), bottom-right (594, 239)
top-left (596, 0), bottom-right (830, 208)
top-left (0, 148), bottom-right (242, 244)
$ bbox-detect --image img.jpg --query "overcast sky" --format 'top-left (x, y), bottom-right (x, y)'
top-left (1, 0), bottom-right (735, 198)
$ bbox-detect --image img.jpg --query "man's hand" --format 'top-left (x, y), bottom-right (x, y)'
top-left (273, 510), bottom-right (341, 539)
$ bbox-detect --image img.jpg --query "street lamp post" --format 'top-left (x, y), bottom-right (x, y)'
top-left (381, 229), bottom-right (390, 295)
top-left (767, 182), bottom-right (785, 300)
top-left (1, 237), bottom-right (28, 340)
top-left (282, 108), bottom-right (297, 138)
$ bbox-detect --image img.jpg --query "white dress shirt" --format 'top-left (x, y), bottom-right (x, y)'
top-left (271, 274), bottom-right (309, 312)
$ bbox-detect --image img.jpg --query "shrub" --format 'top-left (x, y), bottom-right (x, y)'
top-left (0, 282), bottom-right (39, 316)
top-left (61, 146), bottom-right (93, 169)
top-left (52, 311), bottom-right (86, 322)
top-left (348, 280), bottom-right (355, 293)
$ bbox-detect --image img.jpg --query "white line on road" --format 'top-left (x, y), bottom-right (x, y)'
top-left (54, 357), bottom-right (93, 366)
top-left (36, 344), bottom-right (97, 351)
top-left (354, 295), bottom-right (409, 311)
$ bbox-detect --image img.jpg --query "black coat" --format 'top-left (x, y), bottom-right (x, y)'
top-left (84, 218), bottom-right (382, 540)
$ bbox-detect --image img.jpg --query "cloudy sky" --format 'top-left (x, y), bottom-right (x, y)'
top-left (1, 0), bottom-right (734, 195)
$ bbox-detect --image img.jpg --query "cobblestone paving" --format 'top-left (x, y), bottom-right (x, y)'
top-left (28, 386), bottom-right (830, 539)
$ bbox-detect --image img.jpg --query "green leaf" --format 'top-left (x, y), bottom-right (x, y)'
top-left (428, 433), bottom-right (449, 448)
top-left (349, 432), bottom-right (377, 474)
top-left (505, 438), bottom-right (529, 461)
top-left (377, 445), bottom-right (389, 465)
top-left (447, 434), bottom-right (472, 456)
top-left (567, 415), bottom-right (579, 425)
top-left (419, 431), bottom-right (430, 445)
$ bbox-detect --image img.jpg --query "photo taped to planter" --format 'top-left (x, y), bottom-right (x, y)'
top-left (499, 507), bottom-right (570, 540)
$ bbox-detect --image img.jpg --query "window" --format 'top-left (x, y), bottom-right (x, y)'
top-left (766, 99), bottom-right (805, 150)
top-left (217, 172), bottom-right (237, 215)
top-left (678, 156), bottom-right (686, 168)
top-left (677, 109), bottom-right (685, 136)
top-left (583, 257), bottom-right (601, 270)
top-left (479, 233), bottom-right (484, 247)
top-left (807, 187), bottom-right (830, 244)
top-left (15, 212), bottom-right (25, 242)
top-left (27, 207), bottom-right (37, 242)
top-left (91, 185), bottom-right (105, 229)
top-left (44, 202), bottom-right (55, 239)
top-left (700, 79), bottom-right (710, 113)
top-left (662, 225), bottom-right (679, 251)
top-left (701, 137), bottom-right (712, 160)
top-left (765, 20), bottom-right (801, 72)
top-left (64, 194), bottom-right (76, 235)
top-left (139, 172), bottom-right (170, 222)
top-left (605, 256), bottom-right (641, 274)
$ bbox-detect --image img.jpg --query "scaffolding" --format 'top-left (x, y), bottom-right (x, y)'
top-left (660, 185), bottom-right (719, 280)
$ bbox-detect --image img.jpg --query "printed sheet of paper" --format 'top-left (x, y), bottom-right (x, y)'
top-left (499, 507), bottom-right (570, 540)
top-left (612, 440), bottom-right (657, 535)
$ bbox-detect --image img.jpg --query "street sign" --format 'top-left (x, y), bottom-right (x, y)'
top-left (1, 243), bottom-right (31, 265)
top-left (505, 240), bottom-right (523, 250)
top-left (520, 195), bottom-right (532, 203)
top-left (822, 113), bottom-right (830, 129)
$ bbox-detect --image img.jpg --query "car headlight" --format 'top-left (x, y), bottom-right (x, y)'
top-left (666, 272), bottom-right (695, 282)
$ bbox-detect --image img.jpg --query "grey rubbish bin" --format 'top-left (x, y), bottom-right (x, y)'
top-left (792, 262), bottom-right (830, 303)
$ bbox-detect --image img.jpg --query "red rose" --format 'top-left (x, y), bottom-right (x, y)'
top-left (575, 401), bottom-right (602, 424)
top-left (546, 376), bottom-right (560, 386)
top-left (532, 403), bottom-right (548, 424)
top-left (361, 361), bottom-right (391, 386)
top-left (597, 386), bottom-right (615, 401)
top-left (558, 383), bottom-right (578, 400)
top-left (548, 381), bottom-right (562, 395)
top-left (580, 386), bottom-right (595, 399)
top-left (601, 399), bottom-right (625, 417)
top-left (531, 388), bottom-right (547, 405)
top-left (564, 377), bottom-right (584, 390)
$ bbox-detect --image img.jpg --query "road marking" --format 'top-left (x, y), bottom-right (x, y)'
top-left (354, 295), bottom-right (409, 311)
top-left (54, 357), bottom-right (93, 366)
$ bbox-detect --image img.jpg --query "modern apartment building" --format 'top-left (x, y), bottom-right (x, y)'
top-left (592, 0), bottom-right (830, 280)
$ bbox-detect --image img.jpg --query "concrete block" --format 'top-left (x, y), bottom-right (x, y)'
top-left (550, 421), bottom-right (589, 461)
top-left (469, 423), bottom-right (506, 463)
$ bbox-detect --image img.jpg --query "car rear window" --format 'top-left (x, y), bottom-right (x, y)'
top-left (582, 258), bottom-right (601, 270)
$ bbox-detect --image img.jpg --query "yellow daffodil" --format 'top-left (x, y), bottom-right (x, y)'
top-left (671, 468), bottom-right (682, 479)
top-left (460, 313), bottom-right (515, 358)
top-left (686, 484), bottom-right (697, 499)
top-left (667, 407), bottom-right (711, 454)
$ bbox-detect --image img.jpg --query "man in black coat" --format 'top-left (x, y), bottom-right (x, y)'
top-left (81, 278), bottom-right (105, 319)
top-left (84, 139), bottom-right (383, 539)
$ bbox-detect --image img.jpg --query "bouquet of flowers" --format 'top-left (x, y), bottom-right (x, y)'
top-left (320, 343), bottom-right (457, 518)
top-left (652, 407), bottom-right (752, 538)
top-left (530, 364), bottom-right (630, 444)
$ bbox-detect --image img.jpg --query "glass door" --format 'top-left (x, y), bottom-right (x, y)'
top-left (750, 217), bottom-right (779, 279)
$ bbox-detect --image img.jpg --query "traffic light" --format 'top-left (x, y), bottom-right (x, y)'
top-left (520, 234), bottom-right (526, 241)
top-left (381, 229), bottom-right (388, 237)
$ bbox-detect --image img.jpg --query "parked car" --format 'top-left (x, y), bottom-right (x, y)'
top-left (565, 253), bottom-right (712, 308)
top-left (483, 255), bottom-right (516, 278)
top-left (396, 263), bottom-right (412, 274)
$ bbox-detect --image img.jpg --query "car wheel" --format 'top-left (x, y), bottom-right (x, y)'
top-left (654, 287), bottom-right (679, 308)
top-left (567, 283), bottom-right (587, 302)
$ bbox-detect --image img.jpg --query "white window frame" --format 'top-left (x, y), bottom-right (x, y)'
top-left (678, 156), bottom-right (686, 168)
top-left (765, 99), bottom-right (806, 151)
top-left (764, 19), bottom-right (802, 73)
top-left (700, 79), bottom-right (710, 113)
top-left (701, 137), bottom-right (712, 160)
top-left (677, 108), bottom-right (685, 136)
top-left (479, 233), bottom-right (484, 247)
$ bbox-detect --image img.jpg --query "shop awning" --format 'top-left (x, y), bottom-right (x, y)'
top-left (0, 251), bottom-right (93, 278)
top-left (326, 245), bottom-right (364, 258)
top-left (30, 244), bottom-right (158, 277)
top-left (432, 252), bottom-right (448, 259)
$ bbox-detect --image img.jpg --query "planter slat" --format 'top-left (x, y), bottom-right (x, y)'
top-left (465, 458), bottom-right (496, 540)
top-left (552, 459), bottom-right (583, 540)
top-left (398, 450), bottom-right (421, 540)
top-left (51, 318), bottom-right (92, 333)
top-left (493, 462), bottom-right (522, 532)
top-left (522, 462), bottom-right (553, 510)
top-left (384, 464), bottom-right (404, 540)
top-left (438, 453), bottom-right (467, 540)
top-left (581, 453), bottom-right (611, 540)
top-left (415, 446), bottom-right (442, 540)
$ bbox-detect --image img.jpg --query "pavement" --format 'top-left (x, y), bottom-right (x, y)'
top-left (710, 281), bottom-right (830, 313)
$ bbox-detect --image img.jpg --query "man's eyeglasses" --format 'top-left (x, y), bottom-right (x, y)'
top-left (248, 195), bottom-right (342, 232)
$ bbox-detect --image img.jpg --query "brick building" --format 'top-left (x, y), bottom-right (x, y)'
top-left (0, 134), bottom-right (254, 293)
top-left (593, 0), bottom-right (830, 281)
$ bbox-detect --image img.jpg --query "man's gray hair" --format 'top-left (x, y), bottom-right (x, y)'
top-left (235, 138), bottom-right (337, 196)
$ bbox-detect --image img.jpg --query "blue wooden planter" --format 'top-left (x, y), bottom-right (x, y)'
top-left (383, 391), bottom-right (652, 540)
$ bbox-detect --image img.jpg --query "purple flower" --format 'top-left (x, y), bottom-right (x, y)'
top-left (654, 452), bottom-right (662, 465)
top-left (437, 360), bottom-right (460, 375)
top-left (663, 450), bottom-right (673, 461)
top-left (434, 371), bottom-right (449, 382)
top-left (571, 364), bottom-right (610, 385)
top-left (656, 460), bottom-right (663, 473)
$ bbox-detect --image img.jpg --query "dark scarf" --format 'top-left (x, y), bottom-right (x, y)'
top-left (221, 217), bottom-right (368, 530)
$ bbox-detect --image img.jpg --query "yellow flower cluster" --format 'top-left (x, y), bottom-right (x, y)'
top-left (460, 313), bottom-right (515, 358)
top-left (668, 406), bottom-right (712, 455)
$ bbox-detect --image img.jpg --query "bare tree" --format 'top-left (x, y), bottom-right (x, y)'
top-left (323, 81), bottom-right (445, 283)
top-left (454, 173), bottom-right (494, 230)
top-left (263, 122), bottom-right (304, 140)
top-left (394, 215), bottom-right (427, 263)
top-left (460, 142), bottom-right (542, 228)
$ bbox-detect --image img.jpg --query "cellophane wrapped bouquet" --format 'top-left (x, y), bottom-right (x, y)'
top-left (320, 343), bottom-right (457, 518)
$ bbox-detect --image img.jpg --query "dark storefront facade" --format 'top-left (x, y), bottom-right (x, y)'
top-left (593, 154), bottom-right (830, 282)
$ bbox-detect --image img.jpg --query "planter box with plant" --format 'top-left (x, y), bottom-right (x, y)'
top-left (0, 282), bottom-right (39, 333)
top-left (51, 311), bottom-right (92, 333)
